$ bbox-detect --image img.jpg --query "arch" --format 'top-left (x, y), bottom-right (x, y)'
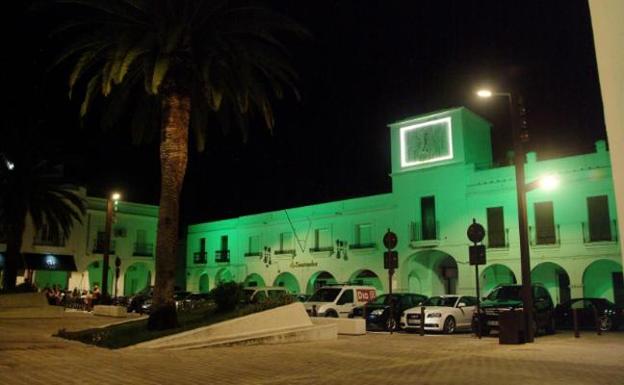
top-left (215, 268), bottom-right (234, 286)
top-left (198, 273), bottom-right (210, 293)
top-left (405, 250), bottom-right (458, 296)
top-left (123, 262), bottom-right (151, 296)
top-left (348, 269), bottom-right (384, 292)
top-left (273, 272), bottom-right (300, 293)
top-left (244, 273), bottom-right (266, 288)
top-left (85, 261), bottom-right (113, 293)
top-left (481, 264), bottom-right (516, 296)
top-left (531, 262), bottom-right (570, 305)
top-left (583, 259), bottom-right (623, 305)
top-left (306, 271), bottom-right (337, 294)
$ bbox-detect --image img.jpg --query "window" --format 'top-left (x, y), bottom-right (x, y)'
top-left (247, 235), bottom-right (260, 255)
top-left (421, 196), bottom-right (437, 240)
top-left (534, 201), bottom-right (556, 244)
top-left (220, 235), bottom-right (228, 251)
top-left (136, 229), bottom-right (146, 244)
top-left (337, 289), bottom-right (354, 305)
top-left (200, 237), bottom-right (206, 252)
top-left (587, 195), bottom-right (612, 241)
top-left (279, 232), bottom-right (293, 252)
top-left (354, 223), bottom-right (373, 247)
top-left (313, 228), bottom-right (332, 251)
top-left (486, 207), bottom-right (506, 247)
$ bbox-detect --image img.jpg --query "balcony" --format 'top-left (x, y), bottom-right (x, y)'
top-left (244, 251), bottom-right (261, 257)
top-left (133, 242), bottom-right (154, 257)
top-left (409, 221), bottom-right (440, 248)
top-left (92, 239), bottom-right (116, 254)
top-left (529, 224), bottom-right (560, 247)
top-left (193, 251), bottom-right (207, 264)
top-left (486, 228), bottom-right (509, 249)
top-left (275, 249), bottom-right (296, 255)
top-left (582, 220), bottom-right (618, 243)
top-left (309, 246), bottom-right (334, 253)
top-left (33, 238), bottom-right (66, 247)
top-left (215, 250), bottom-right (230, 263)
top-left (349, 242), bottom-right (376, 250)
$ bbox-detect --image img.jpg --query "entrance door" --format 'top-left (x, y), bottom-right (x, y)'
top-left (613, 272), bottom-right (624, 307)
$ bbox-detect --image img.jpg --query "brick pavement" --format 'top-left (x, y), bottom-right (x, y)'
top-left (1, 312), bottom-right (623, 385)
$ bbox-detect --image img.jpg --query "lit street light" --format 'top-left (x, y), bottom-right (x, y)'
top-left (101, 191), bottom-right (121, 303)
top-left (477, 89), bottom-right (536, 342)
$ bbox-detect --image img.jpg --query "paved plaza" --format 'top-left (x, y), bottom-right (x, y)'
top-left (0, 312), bottom-right (623, 385)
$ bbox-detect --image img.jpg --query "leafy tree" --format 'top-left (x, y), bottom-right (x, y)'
top-left (52, 0), bottom-right (305, 329)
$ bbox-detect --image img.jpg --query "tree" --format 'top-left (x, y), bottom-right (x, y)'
top-left (0, 126), bottom-right (86, 291)
top-left (52, 0), bottom-right (305, 329)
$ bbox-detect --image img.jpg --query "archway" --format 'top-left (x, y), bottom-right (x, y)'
top-left (123, 262), bottom-right (151, 296)
top-left (215, 268), bottom-right (233, 286)
top-left (531, 262), bottom-right (570, 304)
top-left (405, 250), bottom-right (458, 296)
top-left (306, 271), bottom-right (337, 294)
top-left (583, 259), bottom-right (623, 306)
top-left (349, 269), bottom-right (384, 292)
top-left (273, 272), bottom-right (300, 293)
top-left (198, 273), bottom-right (210, 293)
top-left (86, 261), bottom-right (113, 293)
top-left (481, 264), bottom-right (516, 296)
top-left (244, 273), bottom-right (266, 288)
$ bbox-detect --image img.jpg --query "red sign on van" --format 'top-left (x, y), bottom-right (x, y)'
top-left (356, 289), bottom-right (376, 302)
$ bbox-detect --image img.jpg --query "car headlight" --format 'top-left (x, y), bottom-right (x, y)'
top-left (427, 312), bottom-right (442, 318)
top-left (371, 309), bottom-right (385, 316)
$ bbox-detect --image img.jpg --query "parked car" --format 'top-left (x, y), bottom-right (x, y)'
top-left (554, 298), bottom-right (623, 331)
top-left (305, 285), bottom-right (377, 318)
top-left (180, 293), bottom-right (214, 310)
top-left (350, 292), bottom-right (427, 331)
top-left (242, 286), bottom-right (289, 304)
top-left (127, 286), bottom-right (153, 313)
top-left (473, 284), bottom-right (555, 336)
top-left (400, 295), bottom-right (478, 334)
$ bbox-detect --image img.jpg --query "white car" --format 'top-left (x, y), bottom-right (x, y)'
top-left (400, 295), bottom-right (478, 334)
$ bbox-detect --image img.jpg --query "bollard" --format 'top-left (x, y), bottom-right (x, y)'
top-left (420, 306), bottom-right (425, 336)
top-left (573, 308), bottom-right (579, 338)
top-left (592, 306), bottom-right (602, 336)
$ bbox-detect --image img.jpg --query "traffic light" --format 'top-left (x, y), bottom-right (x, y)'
top-left (518, 97), bottom-right (529, 142)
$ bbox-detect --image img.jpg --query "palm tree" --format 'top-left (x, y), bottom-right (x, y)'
top-left (0, 127), bottom-right (86, 291)
top-left (52, 0), bottom-right (305, 329)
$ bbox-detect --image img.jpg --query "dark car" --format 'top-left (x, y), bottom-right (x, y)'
top-left (127, 286), bottom-right (153, 313)
top-left (350, 293), bottom-right (427, 331)
top-left (474, 284), bottom-right (555, 336)
top-left (554, 298), bottom-right (623, 331)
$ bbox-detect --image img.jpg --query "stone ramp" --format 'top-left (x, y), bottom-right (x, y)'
top-left (131, 302), bottom-right (337, 350)
top-left (0, 292), bottom-right (64, 318)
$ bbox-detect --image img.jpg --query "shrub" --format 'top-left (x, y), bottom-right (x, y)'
top-left (210, 281), bottom-right (244, 312)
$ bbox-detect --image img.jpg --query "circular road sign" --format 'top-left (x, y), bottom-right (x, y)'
top-left (467, 221), bottom-right (486, 243)
top-left (383, 230), bottom-right (398, 250)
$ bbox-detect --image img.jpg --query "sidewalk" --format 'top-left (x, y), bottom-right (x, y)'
top-left (1, 312), bottom-right (623, 385)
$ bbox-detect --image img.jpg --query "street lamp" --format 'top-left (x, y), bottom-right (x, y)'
top-left (101, 191), bottom-right (121, 303)
top-left (476, 89), bottom-right (536, 342)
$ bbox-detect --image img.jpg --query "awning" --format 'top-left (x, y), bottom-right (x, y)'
top-left (22, 253), bottom-right (77, 272)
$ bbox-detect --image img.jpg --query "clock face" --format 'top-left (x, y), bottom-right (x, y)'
top-left (400, 117), bottom-right (453, 168)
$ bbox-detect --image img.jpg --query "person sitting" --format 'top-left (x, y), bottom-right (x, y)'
top-left (92, 284), bottom-right (101, 306)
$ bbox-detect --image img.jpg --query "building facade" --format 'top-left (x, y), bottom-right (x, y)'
top-left (0, 189), bottom-right (158, 296)
top-left (185, 107), bottom-right (623, 306)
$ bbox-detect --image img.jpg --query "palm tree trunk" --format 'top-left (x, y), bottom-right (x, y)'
top-left (147, 90), bottom-right (190, 330)
top-left (2, 217), bottom-right (25, 291)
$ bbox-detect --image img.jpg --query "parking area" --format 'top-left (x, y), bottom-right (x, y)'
top-left (0, 313), bottom-right (623, 385)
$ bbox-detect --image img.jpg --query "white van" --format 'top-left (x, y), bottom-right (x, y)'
top-left (305, 285), bottom-right (377, 318)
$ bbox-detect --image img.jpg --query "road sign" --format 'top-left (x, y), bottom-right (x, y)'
top-left (383, 229), bottom-right (398, 250)
top-left (469, 245), bottom-right (486, 265)
top-left (467, 221), bottom-right (486, 243)
top-left (384, 251), bottom-right (399, 269)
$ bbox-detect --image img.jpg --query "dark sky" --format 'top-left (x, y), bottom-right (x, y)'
top-left (2, 1), bottom-right (606, 229)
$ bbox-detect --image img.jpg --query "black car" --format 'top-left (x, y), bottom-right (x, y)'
top-left (554, 298), bottom-right (623, 331)
top-left (474, 284), bottom-right (555, 336)
top-left (127, 286), bottom-right (153, 313)
top-left (350, 293), bottom-right (427, 331)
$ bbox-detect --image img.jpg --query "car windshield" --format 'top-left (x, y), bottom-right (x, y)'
top-left (423, 296), bottom-right (457, 307)
top-left (371, 294), bottom-right (391, 305)
top-left (309, 288), bottom-right (342, 302)
top-left (486, 286), bottom-right (522, 301)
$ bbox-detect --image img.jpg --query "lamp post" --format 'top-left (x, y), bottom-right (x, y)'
top-left (101, 192), bottom-right (121, 303)
top-left (477, 90), bottom-right (535, 342)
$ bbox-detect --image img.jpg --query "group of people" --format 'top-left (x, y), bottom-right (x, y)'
top-left (42, 284), bottom-right (101, 311)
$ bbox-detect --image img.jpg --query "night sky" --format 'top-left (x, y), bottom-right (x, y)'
top-left (2, 1), bottom-right (606, 230)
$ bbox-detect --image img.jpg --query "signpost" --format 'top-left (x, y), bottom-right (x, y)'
top-left (383, 229), bottom-right (399, 334)
top-left (467, 219), bottom-right (486, 339)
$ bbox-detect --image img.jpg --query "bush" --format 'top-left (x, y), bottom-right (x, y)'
top-left (210, 281), bottom-right (244, 312)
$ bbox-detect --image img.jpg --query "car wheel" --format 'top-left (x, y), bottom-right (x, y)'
top-left (443, 316), bottom-right (456, 334)
top-left (325, 310), bottom-right (339, 318)
top-left (599, 315), bottom-right (613, 331)
top-left (385, 317), bottom-right (397, 331)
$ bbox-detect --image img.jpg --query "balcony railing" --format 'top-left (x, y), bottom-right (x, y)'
top-left (409, 221), bottom-right (440, 242)
top-left (529, 224), bottom-right (560, 246)
top-left (193, 251), bottom-right (207, 264)
top-left (275, 249), bottom-right (296, 255)
top-left (244, 251), bottom-right (261, 257)
top-left (215, 250), bottom-right (230, 263)
top-left (349, 242), bottom-right (376, 250)
top-left (133, 242), bottom-right (154, 257)
top-left (582, 219), bottom-right (618, 243)
top-left (309, 246), bottom-right (334, 253)
top-left (486, 228), bottom-right (509, 249)
top-left (33, 238), bottom-right (66, 247)
top-left (92, 239), bottom-right (116, 254)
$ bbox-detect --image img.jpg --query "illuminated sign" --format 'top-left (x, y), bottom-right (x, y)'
top-left (356, 289), bottom-right (376, 302)
top-left (400, 117), bottom-right (453, 168)
top-left (44, 254), bottom-right (58, 269)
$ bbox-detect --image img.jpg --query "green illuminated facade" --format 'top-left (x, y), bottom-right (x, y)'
top-left (186, 107), bottom-right (623, 306)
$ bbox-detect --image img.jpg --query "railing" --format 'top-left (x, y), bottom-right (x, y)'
top-left (275, 249), bottom-right (296, 255)
top-left (33, 238), bottom-right (66, 247)
top-left (409, 221), bottom-right (440, 242)
top-left (309, 246), bottom-right (334, 253)
top-left (244, 251), bottom-right (261, 257)
top-left (349, 242), bottom-right (376, 249)
top-left (581, 219), bottom-right (618, 243)
top-left (133, 243), bottom-right (154, 257)
top-left (486, 228), bottom-right (509, 249)
top-left (215, 250), bottom-right (230, 263)
top-left (529, 224), bottom-right (561, 246)
top-left (193, 251), bottom-right (207, 264)
top-left (92, 239), bottom-right (116, 254)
